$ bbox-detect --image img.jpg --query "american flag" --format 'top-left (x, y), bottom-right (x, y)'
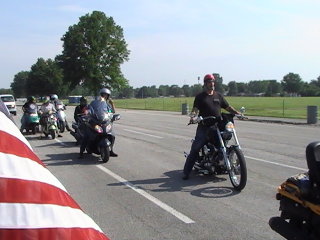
top-left (0, 112), bottom-right (110, 240)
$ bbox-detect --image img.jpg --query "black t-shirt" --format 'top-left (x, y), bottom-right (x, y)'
top-left (193, 91), bottom-right (229, 117)
top-left (74, 105), bottom-right (88, 121)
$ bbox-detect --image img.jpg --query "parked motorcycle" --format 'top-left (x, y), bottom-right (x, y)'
top-left (55, 102), bottom-right (68, 133)
top-left (40, 111), bottom-right (58, 139)
top-left (184, 112), bottom-right (248, 191)
top-left (80, 109), bottom-right (120, 163)
top-left (269, 141), bottom-right (320, 240)
top-left (21, 103), bottom-right (39, 134)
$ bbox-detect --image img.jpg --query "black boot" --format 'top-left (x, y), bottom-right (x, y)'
top-left (182, 173), bottom-right (189, 180)
top-left (110, 151), bottom-right (118, 157)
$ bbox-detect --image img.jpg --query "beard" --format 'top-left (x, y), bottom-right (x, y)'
top-left (204, 84), bottom-right (215, 91)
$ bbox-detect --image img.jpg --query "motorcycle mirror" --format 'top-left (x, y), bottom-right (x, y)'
top-left (112, 114), bottom-right (121, 121)
top-left (240, 107), bottom-right (246, 113)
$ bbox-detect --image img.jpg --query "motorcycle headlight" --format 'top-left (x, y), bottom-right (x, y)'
top-left (106, 124), bottom-right (112, 132)
top-left (94, 125), bottom-right (103, 133)
top-left (225, 121), bottom-right (234, 132)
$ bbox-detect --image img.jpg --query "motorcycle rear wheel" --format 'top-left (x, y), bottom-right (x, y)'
top-left (100, 146), bottom-right (110, 163)
top-left (32, 125), bottom-right (37, 135)
top-left (227, 146), bottom-right (247, 191)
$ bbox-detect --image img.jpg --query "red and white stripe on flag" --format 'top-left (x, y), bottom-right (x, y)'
top-left (0, 112), bottom-right (110, 240)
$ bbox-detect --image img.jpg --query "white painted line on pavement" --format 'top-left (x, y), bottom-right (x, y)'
top-left (246, 156), bottom-right (307, 171)
top-left (123, 128), bottom-right (163, 139)
top-left (54, 138), bottom-right (68, 146)
top-left (96, 165), bottom-right (195, 224)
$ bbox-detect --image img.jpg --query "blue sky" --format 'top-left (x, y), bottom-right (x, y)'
top-left (1, 0), bottom-right (320, 89)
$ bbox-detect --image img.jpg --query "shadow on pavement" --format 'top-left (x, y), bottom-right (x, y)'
top-left (107, 170), bottom-right (239, 197)
top-left (42, 152), bottom-right (103, 166)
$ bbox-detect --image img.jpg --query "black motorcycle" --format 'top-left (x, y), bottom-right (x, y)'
top-left (269, 141), bottom-right (320, 240)
top-left (70, 114), bottom-right (86, 145)
top-left (185, 113), bottom-right (248, 191)
top-left (79, 109), bottom-right (120, 163)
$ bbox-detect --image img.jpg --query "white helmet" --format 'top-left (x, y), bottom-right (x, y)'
top-left (99, 88), bottom-right (111, 96)
top-left (50, 94), bottom-right (58, 100)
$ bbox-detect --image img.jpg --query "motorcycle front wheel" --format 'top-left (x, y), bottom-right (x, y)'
top-left (59, 120), bottom-right (65, 133)
top-left (50, 129), bottom-right (56, 139)
top-left (100, 146), bottom-right (110, 163)
top-left (227, 146), bottom-right (247, 191)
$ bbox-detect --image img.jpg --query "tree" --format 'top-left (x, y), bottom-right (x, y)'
top-left (0, 88), bottom-right (13, 95)
top-left (228, 81), bottom-right (238, 96)
top-left (26, 58), bottom-right (64, 97)
top-left (191, 84), bottom-right (202, 96)
top-left (212, 73), bottom-right (224, 93)
top-left (10, 71), bottom-right (29, 97)
top-left (118, 86), bottom-right (134, 98)
top-left (310, 76), bottom-right (320, 88)
top-left (265, 80), bottom-right (282, 96)
top-left (136, 86), bottom-right (150, 98)
top-left (281, 73), bottom-right (303, 95)
top-left (248, 80), bottom-right (269, 94)
top-left (169, 85), bottom-right (183, 97)
top-left (149, 85), bottom-right (159, 98)
top-left (182, 85), bottom-right (191, 97)
top-left (58, 11), bottom-right (130, 94)
top-left (300, 82), bottom-right (320, 96)
top-left (236, 82), bottom-right (249, 95)
top-left (159, 85), bottom-right (169, 96)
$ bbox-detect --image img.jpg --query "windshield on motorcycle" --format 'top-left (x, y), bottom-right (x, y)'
top-left (90, 100), bottom-right (113, 123)
top-left (25, 103), bottom-right (38, 114)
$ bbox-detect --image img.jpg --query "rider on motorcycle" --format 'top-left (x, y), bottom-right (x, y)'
top-left (182, 74), bottom-right (241, 180)
top-left (20, 96), bottom-right (37, 132)
top-left (39, 99), bottom-right (59, 136)
top-left (74, 96), bottom-right (89, 122)
top-left (79, 88), bottom-right (118, 158)
top-left (50, 94), bottom-right (71, 131)
top-left (71, 96), bottom-right (89, 145)
top-left (39, 99), bottom-right (56, 116)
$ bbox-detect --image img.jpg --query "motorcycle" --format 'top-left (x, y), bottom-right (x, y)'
top-left (70, 114), bottom-right (87, 145)
top-left (40, 111), bottom-right (58, 139)
top-left (269, 141), bottom-right (320, 240)
top-left (55, 102), bottom-right (68, 133)
top-left (184, 112), bottom-right (248, 191)
top-left (80, 109), bottom-right (120, 163)
top-left (21, 103), bottom-right (39, 134)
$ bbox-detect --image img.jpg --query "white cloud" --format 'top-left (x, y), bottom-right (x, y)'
top-left (58, 5), bottom-right (90, 14)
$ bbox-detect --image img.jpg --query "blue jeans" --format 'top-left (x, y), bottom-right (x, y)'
top-left (183, 124), bottom-right (220, 176)
top-left (183, 124), bottom-right (208, 176)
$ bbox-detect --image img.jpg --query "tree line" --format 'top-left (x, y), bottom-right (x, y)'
top-left (4, 11), bottom-right (320, 99)
top-left (110, 73), bottom-right (320, 99)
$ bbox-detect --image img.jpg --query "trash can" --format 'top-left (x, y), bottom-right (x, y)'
top-left (181, 103), bottom-right (189, 115)
top-left (307, 106), bottom-right (318, 124)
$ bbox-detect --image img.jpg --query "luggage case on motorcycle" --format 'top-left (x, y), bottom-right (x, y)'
top-left (270, 142), bottom-right (320, 240)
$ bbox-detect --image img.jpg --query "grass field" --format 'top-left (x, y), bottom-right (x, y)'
top-left (114, 96), bottom-right (320, 119)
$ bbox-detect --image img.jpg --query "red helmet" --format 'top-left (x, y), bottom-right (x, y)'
top-left (203, 74), bottom-right (215, 83)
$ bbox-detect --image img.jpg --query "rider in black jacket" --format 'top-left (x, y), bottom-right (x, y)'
top-left (182, 74), bottom-right (240, 180)
top-left (74, 97), bottom-right (89, 122)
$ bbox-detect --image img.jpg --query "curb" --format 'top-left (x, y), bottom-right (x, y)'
top-left (246, 118), bottom-right (319, 126)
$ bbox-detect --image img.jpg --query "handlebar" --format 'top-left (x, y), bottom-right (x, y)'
top-left (187, 114), bottom-right (248, 125)
top-left (187, 116), bottom-right (216, 125)
top-left (235, 114), bottom-right (248, 120)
